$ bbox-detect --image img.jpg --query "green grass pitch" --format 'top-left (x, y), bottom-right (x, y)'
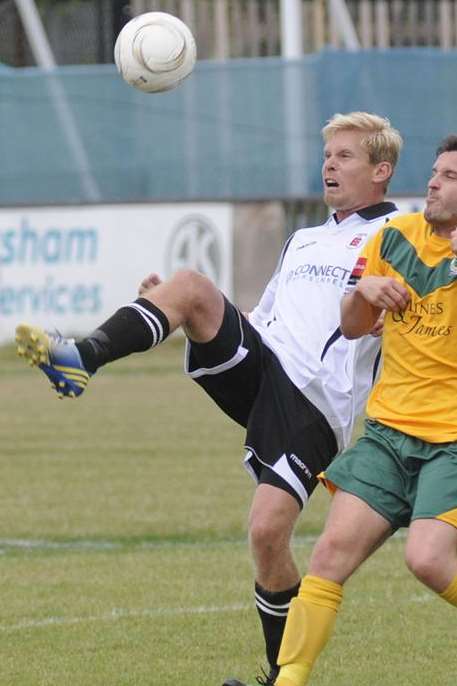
top-left (0, 339), bottom-right (454, 686)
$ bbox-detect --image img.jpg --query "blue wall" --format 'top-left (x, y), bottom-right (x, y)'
top-left (1, 49), bottom-right (455, 205)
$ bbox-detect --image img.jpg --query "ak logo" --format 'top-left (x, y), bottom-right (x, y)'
top-left (166, 215), bottom-right (223, 286)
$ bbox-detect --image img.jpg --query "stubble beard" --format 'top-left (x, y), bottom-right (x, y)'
top-left (424, 204), bottom-right (457, 230)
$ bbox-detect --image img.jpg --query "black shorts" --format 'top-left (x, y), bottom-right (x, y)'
top-left (185, 298), bottom-right (337, 508)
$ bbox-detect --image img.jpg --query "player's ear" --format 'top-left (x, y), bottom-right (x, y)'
top-left (373, 161), bottom-right (392, 185)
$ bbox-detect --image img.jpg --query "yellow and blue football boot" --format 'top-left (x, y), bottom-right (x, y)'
top-left (15, 324), bottom-right (91, 398)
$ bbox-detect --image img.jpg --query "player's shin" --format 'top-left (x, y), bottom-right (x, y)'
top-left (76, 297), bottom-right (170, 373)
top-left (275, 575), bottom-right (343, 686)
top-left (255, 581), bottom-right (300, 676)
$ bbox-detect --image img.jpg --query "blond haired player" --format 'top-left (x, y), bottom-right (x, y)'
top-left (274, 135), bottom-right (457, 686)
top-left (15, 113), bottom-right (402, 686)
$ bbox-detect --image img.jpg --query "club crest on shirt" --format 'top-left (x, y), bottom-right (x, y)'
top-left (347, 233), bottom-right (367, 249)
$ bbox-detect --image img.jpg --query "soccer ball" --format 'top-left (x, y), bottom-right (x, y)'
top-left (114, 11), bottom-right (197, 93)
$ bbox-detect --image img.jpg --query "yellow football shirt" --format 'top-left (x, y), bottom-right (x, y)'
top-left (354, 212), bottom-right (457, 442)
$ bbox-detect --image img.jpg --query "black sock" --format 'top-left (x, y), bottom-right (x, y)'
top-left (76, 298), bottom-right (170, 373)
top-left (255, 581), bottom-right (300, 672)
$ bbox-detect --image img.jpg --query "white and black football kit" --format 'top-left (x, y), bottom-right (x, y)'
top-left (185, 202), bottom-right (398, 507)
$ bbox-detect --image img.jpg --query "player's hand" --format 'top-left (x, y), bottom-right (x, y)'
top-left (369, 310), bottom-right (385, 337)
top-left (356, 276), bottom-right (410, 313)
top-left (451, 228), bottom-right (457, 256)
top-left (138, 273), bottom-right (162, 296)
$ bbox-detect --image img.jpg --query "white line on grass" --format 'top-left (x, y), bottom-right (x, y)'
top-left (0, 539), bottom-right (119, 551)
top-left (0, 603), bottom-right (251, 633)
top-left (0, 531), bottom-right (407, 554)
top-left (0, 589), bottom-right (433, 635)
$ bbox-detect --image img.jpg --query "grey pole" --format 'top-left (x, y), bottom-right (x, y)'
top-left (280, 0), bottom-right (303, 58)
top-left (280, 0), bottom-right (307, 200)
top-left (14, 0), bottom-right (101, 201)
top-left (328, 0), bottom-right (361, 50)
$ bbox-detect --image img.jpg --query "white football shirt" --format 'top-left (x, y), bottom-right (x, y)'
top-left (249, 202), bottom-right (398, 453)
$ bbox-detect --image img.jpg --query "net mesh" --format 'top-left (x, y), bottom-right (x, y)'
top-left (0, 49), bottom-right (455, 206)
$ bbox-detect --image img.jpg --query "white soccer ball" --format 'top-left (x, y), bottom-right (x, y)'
top-left (114, 11), bottom-right (197, 93)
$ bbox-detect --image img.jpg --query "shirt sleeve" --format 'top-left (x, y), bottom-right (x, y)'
top-left (249, 272), bottom-right (279, 326)
top-left (249, 232), bottom-right (295, 325)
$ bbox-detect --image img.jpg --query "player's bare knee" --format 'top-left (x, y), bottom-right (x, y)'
top-left (249, 516), bottom-right (290, 560)
top-left (404, 548), bottom-right (441, 586)
top-left (308, 531), bottom-right (353, 580)
top-left (170, 269), bottom-right (219, 312)
top-left (170, 269), bottom-right (207, 297)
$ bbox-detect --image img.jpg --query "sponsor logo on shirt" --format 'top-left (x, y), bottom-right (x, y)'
top-left (391, 300), bottom-right (453, 338)
top-left (286, 263), bottom-right (351, 288)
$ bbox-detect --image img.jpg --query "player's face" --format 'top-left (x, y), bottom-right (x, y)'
top-left (322, 130), bottom-right (386, 219)
top-left (424, 151), bottom-right (457, 230)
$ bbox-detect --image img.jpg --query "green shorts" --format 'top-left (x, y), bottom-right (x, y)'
top-left (325, 419), bottom-right (457, 529)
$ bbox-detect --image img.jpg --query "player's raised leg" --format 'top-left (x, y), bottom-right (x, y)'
top-left (15, 269), bottom-right (224, 398)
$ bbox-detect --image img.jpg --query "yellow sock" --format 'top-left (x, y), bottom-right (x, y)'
top-left (275, 575), bottom-right (343, 686)
top-left (440, 574), bottom-right (457, 607)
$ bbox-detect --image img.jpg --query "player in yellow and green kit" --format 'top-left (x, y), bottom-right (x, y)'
top-left (273, 134), bottom-right (457, 686)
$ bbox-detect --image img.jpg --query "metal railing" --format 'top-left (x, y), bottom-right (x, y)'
top-left (2, 0), bottom-right (457, 68)
top-left (131, 0), bottom-right (457, 56)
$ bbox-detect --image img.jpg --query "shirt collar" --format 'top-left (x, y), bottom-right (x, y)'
top-left (332, 201), bottom-right (398, 224)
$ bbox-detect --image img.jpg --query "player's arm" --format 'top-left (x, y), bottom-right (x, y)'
top-left (369, 310), bottom-right (385, 337)
top-left (341, 276), bottom-right (410, 339)
top-left (341, 224), bottom-right (410, 340)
